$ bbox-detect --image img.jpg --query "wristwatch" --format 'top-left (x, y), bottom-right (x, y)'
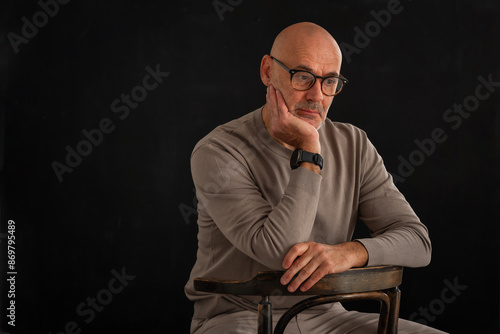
top-left (290, 148), bottom-right (323, 170)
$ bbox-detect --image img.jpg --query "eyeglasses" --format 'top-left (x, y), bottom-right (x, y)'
top-left (270, 56), bottom-right (348, 96)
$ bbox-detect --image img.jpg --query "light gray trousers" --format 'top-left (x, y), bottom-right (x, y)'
top-left (191, 303), bottom-right (448, 334)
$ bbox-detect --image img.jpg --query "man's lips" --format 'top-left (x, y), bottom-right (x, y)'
top-left (296, 109), bottom-right (320, 116)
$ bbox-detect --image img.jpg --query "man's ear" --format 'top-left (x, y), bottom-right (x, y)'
top-left (260, 55), bottom-right (272, 86)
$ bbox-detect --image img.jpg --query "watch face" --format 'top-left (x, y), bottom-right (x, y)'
top-left (290, 149), bottom-right (302, 169)
top-left (290, 149), bottom-right (323, 170)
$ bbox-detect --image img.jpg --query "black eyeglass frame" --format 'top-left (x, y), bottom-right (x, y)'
top-left (270, 56), bottom-right (348, 96)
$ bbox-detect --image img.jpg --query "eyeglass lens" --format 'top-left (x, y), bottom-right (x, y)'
top-left (291, 71), bottom-right (343, 96)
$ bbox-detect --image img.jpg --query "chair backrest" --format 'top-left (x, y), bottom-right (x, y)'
top-left (194, 266), bottom-right (403, 334)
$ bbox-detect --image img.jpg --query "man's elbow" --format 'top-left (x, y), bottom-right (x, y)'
top-left (249, 227), bottom-right (306, 270)
top-left (408, 235), bottom-right (432, 268)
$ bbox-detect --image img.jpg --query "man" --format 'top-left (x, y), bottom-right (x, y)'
top-left (185, 22), bottom-right (446, 333)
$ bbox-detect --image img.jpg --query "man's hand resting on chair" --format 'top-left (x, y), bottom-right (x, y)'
top-left (280, 241), bottom-right (369, 292)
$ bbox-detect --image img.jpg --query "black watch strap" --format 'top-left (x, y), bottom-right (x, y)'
top-left (290, 148), bottom-right (323, 170)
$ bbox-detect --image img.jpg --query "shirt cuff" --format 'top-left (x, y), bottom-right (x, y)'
top-left (287, 166), bottom-right (322, 197)
top-left (354, 238), bottom-right (385, 267)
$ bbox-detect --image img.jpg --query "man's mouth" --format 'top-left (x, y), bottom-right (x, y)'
top-left (295, 109), bottom-right (320, 117)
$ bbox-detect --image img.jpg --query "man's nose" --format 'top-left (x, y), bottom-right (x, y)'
top-left (305, 79), bottom-right (324, 102)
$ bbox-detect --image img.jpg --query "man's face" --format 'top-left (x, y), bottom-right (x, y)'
top-left (271, 52), bottom-right (341, 130)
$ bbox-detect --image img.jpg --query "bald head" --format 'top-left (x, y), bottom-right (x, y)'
top-left (260, 23), bottom-right (344, 131)
top-left (270, 22), bottom-right (342, 65)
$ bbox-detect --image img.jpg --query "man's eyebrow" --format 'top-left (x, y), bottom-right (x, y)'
top-left (295, 64), bottom-right (339, 77)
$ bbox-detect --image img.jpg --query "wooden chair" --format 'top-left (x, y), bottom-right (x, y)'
top-left (194, 265), bottom-right (403, 334)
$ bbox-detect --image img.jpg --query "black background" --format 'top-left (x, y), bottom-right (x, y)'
top-left (1, 0), bottom-right (499, 333)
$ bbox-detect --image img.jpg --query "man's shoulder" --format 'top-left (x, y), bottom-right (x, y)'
top-left (192, 108), bottom-right (260, 154)
top-left (322, 118), bottom-right (369, 141)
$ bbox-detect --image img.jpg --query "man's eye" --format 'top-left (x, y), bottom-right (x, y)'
top-left (324, 78), bottom-right (337, 86)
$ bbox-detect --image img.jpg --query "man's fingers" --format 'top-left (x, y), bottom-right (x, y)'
top-left (282, 243), bottom-right (308, 269)
top-left (298, 267), bottom-right (329, 292)
top-left (266, 85), bottom-right (277, 111)
top-left (266, 86), bottom-right (282, 128)
top-left (286, 260), bottom-right (321, 292)
top-left (268, 85), bottom-right (289, 118)
top-left (281, 242), bottom-right (337, 292)
top-left (280, 243), bottom-right (310, 286)
top-left (273, 86), bottom-right (289, 115)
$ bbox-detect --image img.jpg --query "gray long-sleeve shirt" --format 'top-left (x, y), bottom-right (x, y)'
top-left (185, 107), bottom-right (431, 320)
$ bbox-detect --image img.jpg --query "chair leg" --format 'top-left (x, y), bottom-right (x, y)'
top-left (377, 294), bottom-right (389, 334)
top-left (274, 292), bottom-right (391, 334)
top-left (258, 296), bottom-right (272, 334)
top-left (387, 287), bottom-right (401, 334)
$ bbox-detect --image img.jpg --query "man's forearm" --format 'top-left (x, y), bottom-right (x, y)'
top-left (356, 225), bottom-right (432, 268)
top-left (192, 143), bottom-right (323, 270)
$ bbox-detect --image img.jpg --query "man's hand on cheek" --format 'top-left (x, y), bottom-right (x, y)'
top-left (266, 85), bottom-right (320, 153)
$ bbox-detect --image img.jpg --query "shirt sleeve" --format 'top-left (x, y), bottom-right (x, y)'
top-left (191, 142), bottom-right (322, 270)
top-left (355, 136), bottom-right (432, 267)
